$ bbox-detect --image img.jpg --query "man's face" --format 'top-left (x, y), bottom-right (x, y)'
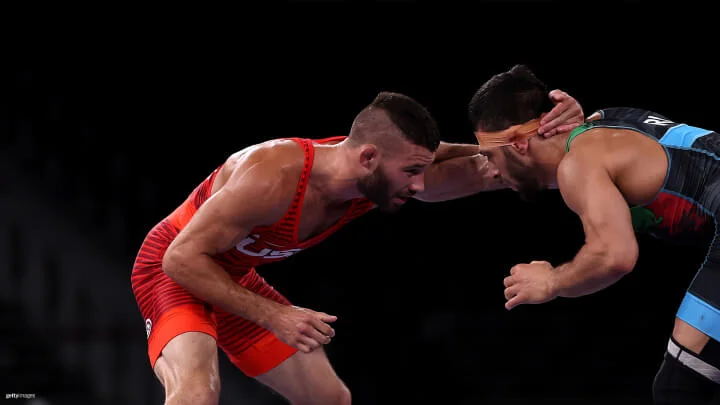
top-left (486, 145), bottom-right (545, 202)
top-left (357, 140), bottom-right (435, 212)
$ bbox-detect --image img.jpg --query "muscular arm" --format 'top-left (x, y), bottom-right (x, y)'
top-left (416, 89), bottom-right (586, 202)
top-left (433, 141), bottom-right (482, 162)
top-left (549, 152), bottom-right (639, 298)
top-left (414, 152), bottom-right (505, 202)
top-left (162, 155), bottom-right (293, 328)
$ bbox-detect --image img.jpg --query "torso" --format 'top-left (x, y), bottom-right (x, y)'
top-left (568, 108), bottom-right (717, 245)
top-left (166, 136), bottom-right (375, 278)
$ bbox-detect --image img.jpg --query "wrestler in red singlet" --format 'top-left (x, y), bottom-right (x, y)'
top-left (131, 136), bottom-right (374, 377)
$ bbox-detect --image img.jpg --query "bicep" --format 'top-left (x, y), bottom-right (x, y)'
top-left (169, 164), bottom-right (287, 257)
top-left (559, 162), bottom-right (636, 249)
top-left (172, 190), bottom-right (256, 257)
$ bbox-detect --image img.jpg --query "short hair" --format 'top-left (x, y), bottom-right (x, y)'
top-left (468, 64), bottom-right (553, 132)
top-left (349, 91), bottom-right (441, 152)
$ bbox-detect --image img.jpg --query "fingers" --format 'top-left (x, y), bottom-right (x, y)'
top-left (539, 106), bottom-right (582, 136)
top-left (300, 321), bottom-right (333, 345)
top-left (539, 89), bottom-right (583, 136)
top-left (554, 123), bottom-right (581, 134)
top-left (586, 112), bottom-right (602, 122)
top-left (299, 335), bottom-right (324, 352)
top-left (540, 90), bottom-right (570, 125)
top-left (296, 342), bottom-right (313, 353)
top-left (317, 311), bottom-right (338, 323)
top-left (548, 89), bottom-right (568, 102)
top-left (309, 316), bottom-right (336, 338)
top-left (503, 275), bottom-right (515, 287)
top-left (505, 294), bottom-right (526, 310)
top-left (504, 285), bottom-right (519, 300)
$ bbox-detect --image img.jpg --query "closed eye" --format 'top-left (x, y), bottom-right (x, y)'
top-left (404, 164), bottom-right (427, 176)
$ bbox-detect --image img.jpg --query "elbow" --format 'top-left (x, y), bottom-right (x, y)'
top-left (606, 243), bottom-right (638, 276)
top-left (162, 247), bottom-right (185, 279)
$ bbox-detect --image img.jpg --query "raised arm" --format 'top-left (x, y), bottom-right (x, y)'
top-left (162, 148), bottom-right (335, 352)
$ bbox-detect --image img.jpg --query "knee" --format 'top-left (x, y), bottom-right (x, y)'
top-left (652, 358), bottom-right (673, 404)
top-left (175, 377), bottom-right (221, 405)
top-left (295, 381), bottom-right (351, 405)
top-left (161, 366), bottom-right (221, 405)
top-left (652, 340), bottom-right (718, 404)
top-left (167, 377), bottom-right (220, 405)
top-left (334, 383), bottom-right (352, 405)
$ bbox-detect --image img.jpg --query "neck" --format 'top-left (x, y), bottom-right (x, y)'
top-left (533, 131), bottom-right (572, 186)
top-left (310, 140), bottom-right (365, 204)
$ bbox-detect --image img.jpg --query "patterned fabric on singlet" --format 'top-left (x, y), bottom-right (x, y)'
top-left (170, 136), bottom-right (373, 278)
top-left (567, 108), bottom-right (720, 341)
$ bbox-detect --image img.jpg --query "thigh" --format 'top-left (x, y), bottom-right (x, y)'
top-left (678, 239), bottom-right (720, 342)
top-left (215, 269), bottom-right (297, 377)
top-left (131, 220), bottom-right (218, 368)
top-left (254, 347), bottom-right (348, 404)
top-left (154, 332), bottom-right (221, 397)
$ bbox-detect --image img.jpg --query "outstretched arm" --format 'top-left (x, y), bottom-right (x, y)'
top-left (433, 142), bottom-right (483, 163)
top-left (414, 152), bottom-right (504, 202)
top-left (416, 89), bottom-right (586, 202)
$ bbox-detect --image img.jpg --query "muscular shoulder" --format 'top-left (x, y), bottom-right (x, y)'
top-left (216, 139), bottom-right (307, 225)
top-left (228, 139), bottom-right (306, 176)
top-left (558, 134), bottom-right (608, 189)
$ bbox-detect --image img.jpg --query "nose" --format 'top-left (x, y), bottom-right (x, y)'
top-left (410, 173), bottom-right (426, 194)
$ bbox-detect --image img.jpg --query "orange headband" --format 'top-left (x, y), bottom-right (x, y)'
top-left (473, 118), bottom-right (541, 147)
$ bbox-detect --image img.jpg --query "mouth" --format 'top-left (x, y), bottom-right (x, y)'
top-left (393, 196), bottom-right (410, 204)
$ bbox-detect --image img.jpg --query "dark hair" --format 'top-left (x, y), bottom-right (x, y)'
top-left (468, 64), bottom-right (553, 132)
top-left (350, 91), bottom-right (441, 152)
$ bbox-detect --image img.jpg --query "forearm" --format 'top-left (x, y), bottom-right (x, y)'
top-left (434, 141), bottom-right (482, 162)
top-left (550, 244), bottom-right (630, 298)
top-left (164, 253), bottom-right (283, 327)
top-left (415, 154), bottom-right (504, 202)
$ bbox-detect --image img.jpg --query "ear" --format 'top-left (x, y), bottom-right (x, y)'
top-left (512, 138), bottom-right (530, 154)
top-left (359, 144), bottom-right (379, 171)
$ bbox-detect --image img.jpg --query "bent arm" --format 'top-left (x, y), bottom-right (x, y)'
top-left (162, 158), bottom-right (292, 328)
top-left (549, 155), bottom-right (639, 298)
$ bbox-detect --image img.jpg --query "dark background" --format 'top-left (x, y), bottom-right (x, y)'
top-left (1, 3), bottom-right (716, 404)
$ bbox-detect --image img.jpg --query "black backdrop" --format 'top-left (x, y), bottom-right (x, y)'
top-left (2, 3), bottom-right (717, 404)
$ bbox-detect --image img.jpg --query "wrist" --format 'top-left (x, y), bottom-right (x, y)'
top-left (256, 302), bottom-right (284, 329)
top-left (548, 266), bottom-right (562, 299)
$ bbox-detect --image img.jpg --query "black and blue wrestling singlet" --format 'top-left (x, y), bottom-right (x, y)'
top-left (568, 107), bottom-right (720, 341)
